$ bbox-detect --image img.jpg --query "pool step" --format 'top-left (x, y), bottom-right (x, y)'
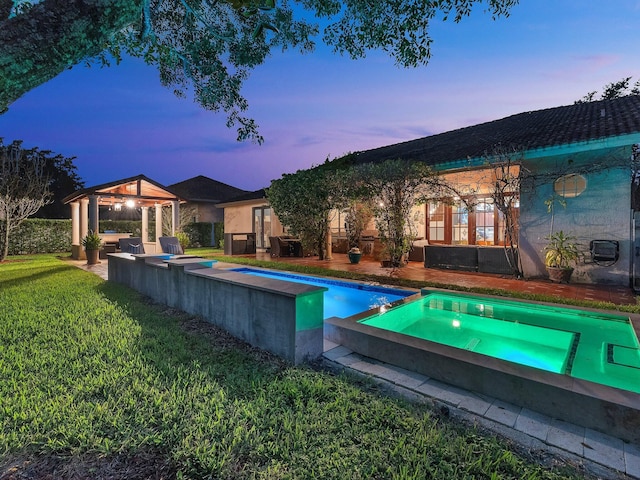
top-left (465, 337), bottom-right (481, 351)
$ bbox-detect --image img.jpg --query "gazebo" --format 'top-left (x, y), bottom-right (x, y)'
top-left (63, 174), bottom-right (184, 260)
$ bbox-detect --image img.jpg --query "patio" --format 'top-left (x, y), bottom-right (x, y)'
top-left (74, 251), bottom-right (637, 305)
top-left (250, 252), bottom-right (637, 306)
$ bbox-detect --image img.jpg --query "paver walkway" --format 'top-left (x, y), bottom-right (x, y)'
top-left (73, 253), bottom-right (640, 479)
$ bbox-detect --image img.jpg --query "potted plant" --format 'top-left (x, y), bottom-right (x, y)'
top-left (543, 230), bottom-right (580, 283)
top-left (176, 231), bottom-right (189, 253)
top-left (81, 230), bottom-right (102, 265)
top-left (347, 247), bottom-right (362, 264)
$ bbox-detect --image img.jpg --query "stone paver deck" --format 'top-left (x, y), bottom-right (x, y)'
top-left (323, 340), bottom-right (640, 480)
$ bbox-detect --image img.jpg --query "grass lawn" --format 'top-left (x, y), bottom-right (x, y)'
top-left (0, 254), bottom-right (593, 479)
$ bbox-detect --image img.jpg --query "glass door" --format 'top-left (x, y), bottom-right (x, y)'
top-left (253, 206), bottom-right (271, 249)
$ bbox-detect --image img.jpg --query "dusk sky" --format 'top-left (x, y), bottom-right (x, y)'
top-left (2, 1), bottom-right (640, 192)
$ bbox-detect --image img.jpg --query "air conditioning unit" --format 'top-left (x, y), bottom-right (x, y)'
top-left (589, 240), bottom-right (619, 263)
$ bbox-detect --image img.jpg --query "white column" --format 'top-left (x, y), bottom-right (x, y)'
top-left (80, 198), bottom-right (89, 240)
top-left (155, 203), bottom-right (163, 248)
top-left (71, 201), bottom-right (80, 245)
top-left (141, 207), bottom-right (149, 242)
top-left (88, 195), bottom-right (99, 233)
top-left (171, 201), bottom-right (180, 235)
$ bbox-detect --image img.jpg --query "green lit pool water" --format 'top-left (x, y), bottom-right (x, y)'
top-left (359, 292), bottom-right (640, 393)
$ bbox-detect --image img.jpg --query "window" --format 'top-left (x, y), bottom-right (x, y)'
top-left (475, 200), bottom-right (495, 245)
top-left (252, 206), bottom-right (271, 249)
top-left (428, 202), bottom-right (445, 242)
top-left (426, 196), bottom-right (519, 246)
top-left (497, 198), bottom-right (519, 245)
top-left (451, 203), bottom-right (469, 245)
top-left (554, 174), bottom-right (586, 198)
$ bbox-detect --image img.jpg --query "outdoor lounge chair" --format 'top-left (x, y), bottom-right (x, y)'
top-left (159, 236), bottom-right (184, 255)
top-left (119, 237), bottom-right (145, 254)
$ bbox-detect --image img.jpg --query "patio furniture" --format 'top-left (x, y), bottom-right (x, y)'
top-left (223, 233), bottom-right (257, 255)
top-left (119, 237), bottom-right (145, 254)
top-left (269, 236), bottom-right (303, 257)
top-left (269, 237), bottom-right (290, 257)
top-left (99, 243), bottom-right (117, 260)
top-left (408, 239), bottom-right (429, 262)
top-left (159, 236), bottom-right (184, 255)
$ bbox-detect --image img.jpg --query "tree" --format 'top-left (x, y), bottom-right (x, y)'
top-left (267, 165), bottom-right (349, 259)
top-left (1, 0), bottom-right (518, 141)
top-left (344, 200), bottom-right (373, 250)
top-left (160, 203), bottom-right (197, 235)
top-left (354, 159), bottom-right (458, 267)
top-left (481, 146), bottom-right (525, 277)
top-left (0, 139), bottom-right (53, 261)
top-left (575, 76), bottom-right (640, 103)
top-left (36, 152), bottom-right (85, 219)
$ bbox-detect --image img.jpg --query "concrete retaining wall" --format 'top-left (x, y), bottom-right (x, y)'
top-left (108, 254), bottom-right (325, 364)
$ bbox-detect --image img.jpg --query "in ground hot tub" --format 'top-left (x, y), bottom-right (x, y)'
top-left (324, 288), bottom-right (640, 443)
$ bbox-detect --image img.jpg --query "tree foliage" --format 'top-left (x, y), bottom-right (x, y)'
top-left (481, 146), bottom-right (525, 277)
top-left (353, 159), bottom-right (457, 267)
top-left (575, 76), bottom-right (640, 103)
top-left (36, 150), bottom-right (85, 219)
top-left (267, 165), bottom-right (349, 259)
top-left (0, 139), bottom-right (53, 261)
top-left (1, 0), bottom-right (518, 141)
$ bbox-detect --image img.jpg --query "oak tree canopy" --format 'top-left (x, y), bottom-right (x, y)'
top-left (0, 0), bottom-right (518, 141)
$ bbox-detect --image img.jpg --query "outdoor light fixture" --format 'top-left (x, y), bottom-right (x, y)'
top-left (114, 202), bottom-right (122, 211)
top-left (125, 199), bottom-right (135, 208)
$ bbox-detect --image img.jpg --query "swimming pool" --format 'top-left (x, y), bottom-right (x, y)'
top-left (230, 267), bottom-right (415, 319)
top-left (359, 291), bottom-right (640, 393)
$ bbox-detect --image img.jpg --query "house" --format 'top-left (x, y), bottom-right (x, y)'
top-left (216, 189), bottom-right (287, 252)
top-left (219, 96), bottom-right (640, 286)
top-left (168, 175), bottom-right (249, 224)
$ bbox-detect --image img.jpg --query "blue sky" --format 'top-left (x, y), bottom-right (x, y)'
top-left (2, 0), bottom-right (640, 192)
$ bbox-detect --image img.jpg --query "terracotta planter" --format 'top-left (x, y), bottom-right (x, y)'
top-left (546, 266), bottom-right (573, 283)
top-left (86, 249), bottom-right (100, 265)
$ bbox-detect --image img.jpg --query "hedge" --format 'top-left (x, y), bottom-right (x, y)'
top-left (1, 219), bottom-right (72, 255)
top-left (183, 222), bottom-right (214, 247)
top-left (0, 219), bottom-right (157, 255)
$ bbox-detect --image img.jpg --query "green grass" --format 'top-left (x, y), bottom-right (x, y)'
top-left (0, 254), bottom-right (591, 478)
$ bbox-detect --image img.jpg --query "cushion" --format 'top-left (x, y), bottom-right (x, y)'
top-left (128, 243), bottom-right (143, 254)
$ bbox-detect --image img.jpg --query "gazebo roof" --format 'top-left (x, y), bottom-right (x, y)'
top-left (63, 174), bottom-right (184, 207)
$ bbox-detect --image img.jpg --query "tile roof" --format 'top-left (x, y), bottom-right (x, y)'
top-left (354, 96), bottom-right (640, 166)
top-left (218, 189), bottom-right (268, 204)
top-left (168, 175), bottom-right (249, 203)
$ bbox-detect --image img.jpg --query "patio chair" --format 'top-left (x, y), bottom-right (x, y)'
top-left (119, 237), bottom-right (145, 254)
top-left (270, 236), bottom-right (295, 257)
top-left (159, 236), bottom-right (184, 255)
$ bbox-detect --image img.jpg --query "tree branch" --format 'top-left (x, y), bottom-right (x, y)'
top-left (0, 0), bottom-right (142, 113)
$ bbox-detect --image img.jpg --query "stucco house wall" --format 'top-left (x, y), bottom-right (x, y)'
top-left (223, 201), bottom-right (285, 237)
top-left (519, 146), bottom-right (632, 285)
top-left (192, 203), bottom-right (224, 224)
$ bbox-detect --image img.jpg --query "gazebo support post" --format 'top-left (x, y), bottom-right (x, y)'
top-left (171, 200), bottom-right (180, 236)
top-left (70, 201), bottom-right (81, 259)
top-left (78, 198), bottom-right (89, 260)
top-left (141, 207), bottom-right (149, 243)
top-left (155, 203), bottom-right (163, 251)
top-left (88, 195), bottom-right (99, 233)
